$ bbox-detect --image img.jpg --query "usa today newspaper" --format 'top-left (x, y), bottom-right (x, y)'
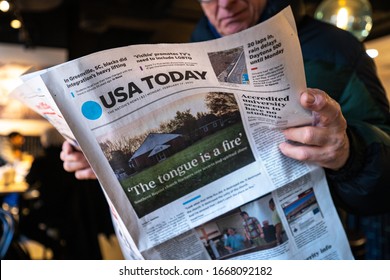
top-left (11, 7), bottom-right (353, 260)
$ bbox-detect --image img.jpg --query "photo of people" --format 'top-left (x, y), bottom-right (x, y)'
top-left (195, 194), bottom-right (288, 260)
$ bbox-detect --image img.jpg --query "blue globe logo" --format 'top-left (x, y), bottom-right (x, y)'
top-left (81, 101), bottom-right (103, 120)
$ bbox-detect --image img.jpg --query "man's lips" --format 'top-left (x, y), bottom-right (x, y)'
top-left (218, 8), bottom-right (247, 24)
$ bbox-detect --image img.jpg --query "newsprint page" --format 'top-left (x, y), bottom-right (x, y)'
top-left (11, 7), bottom-right (353, 260)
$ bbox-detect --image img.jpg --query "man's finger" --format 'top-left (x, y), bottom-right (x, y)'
top-left (279, 133), bottom-right (349, 170)
top-left (279, 142), bottom-right (333, 167)
top-left (75, 168), bottom-right (97, 180)
top-left (282, 126), bottom-right (330, 146)
top-left (301, 89), bottom-right (343, 127)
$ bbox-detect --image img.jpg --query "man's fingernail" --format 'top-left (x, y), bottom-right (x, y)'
top-left (304, 92), bottom-right (315, 104)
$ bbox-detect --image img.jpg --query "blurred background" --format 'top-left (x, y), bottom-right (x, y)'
top-left (0, 0), bottom-right (389, 260)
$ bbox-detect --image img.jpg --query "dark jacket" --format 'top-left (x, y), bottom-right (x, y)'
top-left (191, 1), bottom-right (390, 215)
top-left (23, 146), bottom-right (114, 259)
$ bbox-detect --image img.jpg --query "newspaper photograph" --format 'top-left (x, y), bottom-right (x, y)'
top-left (10, 7), bottom-right (353, 260)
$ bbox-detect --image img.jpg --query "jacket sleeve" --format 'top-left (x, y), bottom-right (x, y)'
top-left (326, 52), bottom-right (390, 215)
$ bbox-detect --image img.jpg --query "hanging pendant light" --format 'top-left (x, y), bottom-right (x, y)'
top-left (314, 0), bottom-right (373, 41)
top-left (0, 1), bottom-right (10, 13)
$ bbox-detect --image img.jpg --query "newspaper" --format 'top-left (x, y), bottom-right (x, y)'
top-left (11, 7), bottom-right (353, 260)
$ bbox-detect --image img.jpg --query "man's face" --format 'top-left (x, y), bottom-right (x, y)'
top-left (10, 135), bottom-right (24, 148)
top-left (200, 0), bottom-right (267, 36)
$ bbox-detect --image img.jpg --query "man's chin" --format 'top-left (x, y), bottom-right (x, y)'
top-left (220, 23), bottom-right (248, 36)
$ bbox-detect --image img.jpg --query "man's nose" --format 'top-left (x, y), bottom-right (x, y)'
top-left (218, 0), bottom-right (236, 9)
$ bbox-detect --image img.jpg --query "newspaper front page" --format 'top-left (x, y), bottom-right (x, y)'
top-left (11, 7), bottom-right (353, 260)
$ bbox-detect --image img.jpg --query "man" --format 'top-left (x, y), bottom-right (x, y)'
top-left (224, 227), bottom-right (246, 253)
top-left (240, 211), bottom-right (266, 247)
top-left (189, 0), bottom-right (390, 216)
top-left (268, 198), bottom-right (284, 245)
top-left (61, 0), bottom-right (390, 215)
top-left (261, 220), bottom-right (276, 243)
top-left (0, 132), bottom-right (29, 210)
top-left (0, 132), bottom-right (25, 164)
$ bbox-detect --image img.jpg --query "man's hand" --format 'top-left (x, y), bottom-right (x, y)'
top-left (279, 88), bottom-right (350, 170)
top-left (60, 140), bottom-right (97, 180)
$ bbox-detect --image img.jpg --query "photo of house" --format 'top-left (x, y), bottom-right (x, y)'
top-left (97, 91), bottom-right (255, 217)
top-left (128, 133), bottom-right (186, 170)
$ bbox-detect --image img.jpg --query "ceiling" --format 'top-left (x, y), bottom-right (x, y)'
top-left (0, 0), bottom-right (389, 59)
top-left (0, 0), bottom-right (204, 59)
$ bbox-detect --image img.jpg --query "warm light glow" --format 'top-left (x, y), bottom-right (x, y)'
top-left (10, 19), bottom-right (22, 29)
top-left (314, 0), bottom-right (373, 41)
top-left (366, 49), bottom-right (379, 58)
top-left (336, 8), bottom-right (349, 29)
top-left (0, 0), bottom-right (10, 12)
top-left (0, 63), bottom-right (30, 105)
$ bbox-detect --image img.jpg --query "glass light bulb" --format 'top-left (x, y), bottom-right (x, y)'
top-left (10, 19), bottom-right (22, 29)
top-left (314, 0), bottom-right (373, 41)
top-left (0, 0), bottom-right (10, 12)
top-left (366, 49), bottom-right (378, 58)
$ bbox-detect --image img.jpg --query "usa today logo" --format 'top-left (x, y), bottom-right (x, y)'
top-left (81, 101), bottom-right (103, 120)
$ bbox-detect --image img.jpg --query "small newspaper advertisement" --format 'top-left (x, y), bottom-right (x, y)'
top-left (11, 7), bottom-right (354, 260)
